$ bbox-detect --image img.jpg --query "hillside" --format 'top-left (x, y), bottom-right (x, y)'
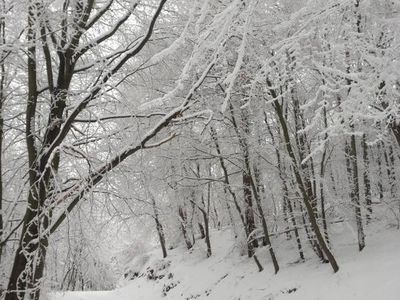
top-left (52, 224), bottom-right (400, 300)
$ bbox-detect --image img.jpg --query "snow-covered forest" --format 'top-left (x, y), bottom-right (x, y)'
top-left (0, 0), bottom-right (400, 299)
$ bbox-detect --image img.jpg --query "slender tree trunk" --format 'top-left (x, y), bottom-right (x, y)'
top-left (281, 107), bottom-right (324, 259)
top-left (271, 97), bottom-right (339, 272)
top-left (264, 112), bottom-right (304, 260)
top-left (199, 194), bottom-right (212, 257)
top-left (376, 141), bottom-right (384, 201)
top-left (282, 194), bottom-right (291, 240)
top-left (253, 165), bottom-right (268, 246)
top-left (287, 196), bottom-right (304, 261)
top-left (150, 193), bottom-right (167, 258)
top-left (319, 172), bottom-right (330, 247)
top-left (210, 127), bottom-right (247, 231)
top-left (291, 94), bottom-right (325, 260)
top-left (198, 222), bottom-right (206, 239)
top-left (362, 133), bottom-right (372, 222)
top-left (191, 168), bottom-right (213, 258)
top-left (178, 206), bottom-right (193, 250)
top-left (0, 0), bottom-right (5, 263)
top-left (319, 105), bottom-right (331, 247)
top-left (228, 104), bottom-right (259, 253)
top-left (211, 125), bottom-right (256, 256)
top-left (223, 187), bottom-right (237, 237)
top-left (345, 130), bottom-right (366, 251)
top-left (251, 165), bottom-right (279, 274)
top-left (205, 167), bottom-right (212, 257)
top-left (328, 166), bottom-right (338, 198)
top-left (156, 219), bottom-right (167, 258)
top-left (6, 2), bottom-right (42, 298)
top-left (292, 89), bottom-right (316, 215)
top-left (383, 144), bottom-right (396, 202)
top-left (297, 191), bottom-right (324, 259)
top-left (203, 212), bottom-right (211, 257)
top-left (242, 171), bottom-right (258, 251)
top-left (211, 127), bottom-right (262, 271)
top-left (212, 201), bottom-right (220, 230)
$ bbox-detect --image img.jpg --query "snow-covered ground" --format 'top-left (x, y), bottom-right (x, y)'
top-left (51, 223), bottom-right (400, 300)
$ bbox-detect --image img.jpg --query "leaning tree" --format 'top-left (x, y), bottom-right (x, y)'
top-left (2, 0), bottom-right (225, 299)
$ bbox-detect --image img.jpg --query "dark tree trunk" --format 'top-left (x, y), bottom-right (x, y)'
top-left (251, 165), bottom-right (279, 274)
top-left (152, 196), bottom-right (167, 258)
top-left (286, 196), bottom-right (305, 261)
top-left (383, 144), bottom-right (396, 202)
top-left (178, 206), bottom-right (193, 250)
top-left (0, 0), bottom-right (4, 263)
top-left (6, 1), bottom-right (170, 298)
top-left (198, 222), bottom-right (206, 239)
top-left (319, 105), bottom-right (331, 247)
top-left (362, 133), bottom-right (372, 222)
top-left (211, 126), bottom-right (263, 271)
top-left (210, 127), bottom-right (247, 231)
top-left (198, 199), bottom-right (212, 257)
top-left (264, 112), bottom-right (304, 261)
top-left (271, 97), bottom-right (339, 272)
top-left (6, 195), bottom-right (48, 300)
top-left (297, 193), bottom-right (324, 260)
top-left (292, 85), bottom-right (316, 215)
top-left (345, 132), bottom-right (366, 252)
top-left (228, 104), bottom-right (259, 254)
top-left (203, 214), bottom-right (212, 258)
top-left (376, 141), bottom-right (384, 201)
top-left (204, 169), bottom-right (212, 257)
top-left (243, 170), bottom-right (258, 253)
top-left (156, 219), bottom-right (167, 259)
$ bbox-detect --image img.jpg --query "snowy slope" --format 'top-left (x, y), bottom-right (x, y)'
top-left (51, 225), bottom-right (400, 300)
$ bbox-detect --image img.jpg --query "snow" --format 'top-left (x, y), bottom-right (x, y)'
top-left (220, 1), bottom-right (253, 114)
top-left (50, 223), bottom-right (400, 300)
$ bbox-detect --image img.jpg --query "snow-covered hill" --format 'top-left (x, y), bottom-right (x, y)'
top-left (51, 224), bottom-right (400, 300)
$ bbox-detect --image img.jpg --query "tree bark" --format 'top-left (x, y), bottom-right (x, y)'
top-left (178, 206), bottom-right (193, 250)
top-left (319, 105), bottom-right (331, 247)
top-left (150, 192), bottom-right (167, 258)
top-left (264, 112), bottom-right (304, 261)
top-left (345, 131), bottom-right (366, 252)
top-left (271, 97), bottom-right (339, 272)
top-left (362, 133), bottom-right (372, 222)
top-left (0, 0), bottom-right (5, 264)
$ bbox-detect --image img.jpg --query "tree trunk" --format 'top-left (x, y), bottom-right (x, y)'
top-left (6, 1), bottom-right (170, 297)
top-left (362, 133), bottom-right (372, 222)
top-left (319, 105), bottom-right (331, 247)
top-left (251, 165), bottom-right (279, 274)
top-left (264, 112), bottom-right (304, 261)
top-left (211, 127), bottom-right (263, 271)
top-left (0, 0), bottom-right (4, 263)
top-left (156, 219), bottom-right (167, 258)
top-left (228, 104), bottom-right (259, 255)
top-left (345, 131), bottom-right (366, 251)
top-left (383, 144), bottom-right (396, 202)
top-left (198, 222), bottom-right (206, 239)
top-left (199, 197), bottom-right (212, 257)
top-left (210, 128), bottom-right (248, 244)
top-left (376, 141), bottom-right (384, 201)
top-left (271, 97), bottom-right (339, 272)
top-left (178, 206), bottom-right (193, 250)
top-left (242, 170), bottom-right (258, 253)
top-left (151, 193), bottom-right (167, 258)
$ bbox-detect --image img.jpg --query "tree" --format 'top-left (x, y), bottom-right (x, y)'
top-left (3, 0), bottom-right (222, 298)
top-left (2, 0), bottom-right (400, 296)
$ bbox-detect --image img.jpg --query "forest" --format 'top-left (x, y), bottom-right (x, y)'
top-left (0, 0), bottom-right (399, 299)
